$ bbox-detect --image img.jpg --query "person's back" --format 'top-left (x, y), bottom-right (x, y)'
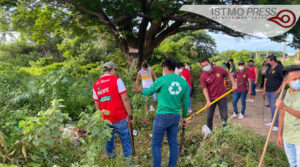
top-left (153, 74), bottom-right (189, 115)
top-left (93, 74), bottom-right (127, 123)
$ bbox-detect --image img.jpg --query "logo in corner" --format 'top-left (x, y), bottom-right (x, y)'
top-left (267, 9), bottom-right (296, 28)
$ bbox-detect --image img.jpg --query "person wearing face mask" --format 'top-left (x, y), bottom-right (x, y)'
top-left (136, 62), bottom-right (158, 112)
top-left (275, 65), bottom-right (300, 167)
top-left (200, 58), bottom-right (237, 131)
top-left (246, 60), bottom-right (258, 103)
top-left (229, 59), bottom-right (236, 75)
top-left (231, 61), bottom-right (252, 120)
top-left (263, 55), bottom-right (284, 131)
top-left (177, 62), bottom-right (193, 113)
top-left (260, 61), bottom-right (270, 88)
top-left (135, 58), bottom-right (189, 167)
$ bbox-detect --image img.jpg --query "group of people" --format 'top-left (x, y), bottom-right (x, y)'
top-left (92, 56), bottom-right (300, 167)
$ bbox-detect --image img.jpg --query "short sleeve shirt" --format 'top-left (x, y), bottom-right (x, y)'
top-left (265, 64), bottom-right (284, 92)
top-left (200, 66), bottom-right (228, 100)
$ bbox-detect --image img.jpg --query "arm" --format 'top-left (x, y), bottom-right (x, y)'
top-left (262, 78), bottom-right (267, 96)
top-left (277, 105), bottom-right (285, 147)
top-left (135, 72), bottom-right (140, 87)
top-left (121, 93), bottom-right (132, 120)
top-left (276, 99), bottom-right (300, 118)
top-left (203, 87), bottom-right (211, 107)
top-left (254, 67), bottom-right (259, 84)
top-left (182, 85), bottom-right (189, 118)
top-left (228, 72), bottom-right (237, 90)
top-left (275, 82), bottom-right (284, 95)
top-left (141, 78), bottom-right (161, 96)
top-left (151, 69), bottom-right (157, 80)
top-left (248, 78), bottom-right (252, 95)
top-left (94, 101), bottom-right (101, 110)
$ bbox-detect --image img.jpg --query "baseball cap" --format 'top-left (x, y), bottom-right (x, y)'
top-left (103, 62), bottom-right (117, 71)
top-left (238, 61), bottom-right (245, 65)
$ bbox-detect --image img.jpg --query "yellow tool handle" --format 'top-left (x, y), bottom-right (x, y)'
top-left (186, 89), bottom-right (234, 121)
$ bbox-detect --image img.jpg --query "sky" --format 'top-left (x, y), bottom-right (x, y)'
top-left (207, 32), bottom-right (297, 54)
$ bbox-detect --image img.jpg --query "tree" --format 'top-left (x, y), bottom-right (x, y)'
top-left (1, 0), bottom-right (299, 66)
top-left (232, 50), bottom-right (251, 63)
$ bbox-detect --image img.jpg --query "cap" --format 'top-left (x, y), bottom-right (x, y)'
top-left (238, 61), bottom-right (245, 65)
top-left (103, 62), bottom-right (116, 71)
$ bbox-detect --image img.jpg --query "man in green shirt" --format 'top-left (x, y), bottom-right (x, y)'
top-left (135, 58), bottom-right (189, 167)
top-left (276, 65), bottom-right (300, 167)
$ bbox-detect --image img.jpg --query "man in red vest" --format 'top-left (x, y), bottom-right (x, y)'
top-left (93, 62), bottom-right (132, 159)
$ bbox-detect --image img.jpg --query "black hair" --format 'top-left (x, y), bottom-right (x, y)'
top-left (229, 59), bottom-right (234, 62)
top-left (162, 58), bottom-right (176, 71)
top-left (267, 54), bottom-right (277, 62)
top-left (200, 57), bottom-right (210, 64)
top-left (103, 68), bottom-right (113, 73)
top-left (248, 60), bottom-right (254, 63)
top-left (185, 62), bottom-right (189, 65)
top-left (177, 62), bottom-right (184, 68)
top-left (283, 65), bottom-right (300, 77)
top-left (142, 63), bottom-right (148, 68)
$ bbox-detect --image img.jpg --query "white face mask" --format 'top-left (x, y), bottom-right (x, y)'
top-left (203, 64), bottom-right (211, 72)
top-left (178, 69), bottom-right (183, 73)
top-left (239, 66), bottom-right (244, 71)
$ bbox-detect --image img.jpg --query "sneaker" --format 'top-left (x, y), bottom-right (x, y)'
top-left (188, 109), bottom-right (193, 113)
top-left (249, 99), bottom-right (255, 103)
top-left (272, 126), bottom-right (278, 132)
top-left (231, 113), bottom-right (238, 118)
top-left (238, 114), bottom-right (245, 120)
top-left (264, 105), bottom-right (271, 109)
top-left (246, 99), bottom-right (251, 102)
top-left (265, 122), bottom-right (272, 127)
top-left (150, 105), bottom-right (155, 111)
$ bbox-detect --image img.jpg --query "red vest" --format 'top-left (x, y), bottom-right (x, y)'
top-left (93, 75), bottom-right (127, 123)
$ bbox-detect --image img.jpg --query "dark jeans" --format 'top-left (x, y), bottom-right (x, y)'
top-left (232, 91), bottom-right (248, 115)
top-left (260, 75), bottom-right (265, 88)
top-left (207, 97), bottom-right (228, 131)
top-left (106, 119), bottom-right (132, 159)
top-left (251, 80), bottom-right (256, 96)
top-left (152, 114), bottom-right (181, 167)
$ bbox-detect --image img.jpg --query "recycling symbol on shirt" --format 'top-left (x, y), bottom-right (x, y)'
top-left (168, 82), bottom-right (182, 95)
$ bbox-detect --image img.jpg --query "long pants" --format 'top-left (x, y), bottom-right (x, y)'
top-left (207, 97), bottom-right (228, 131)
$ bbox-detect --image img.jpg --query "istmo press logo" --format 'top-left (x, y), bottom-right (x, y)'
top-left (180, 5), bottom-right (300, 37)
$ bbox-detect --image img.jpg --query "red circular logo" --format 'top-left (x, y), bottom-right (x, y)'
top-left (267, 9), bottom-right (296, 28)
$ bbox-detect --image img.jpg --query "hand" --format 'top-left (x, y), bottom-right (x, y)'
top-left (205, 100), bottom-right (211, 108)
top-left (248, 91), bottom-right (251, 95)
top-left (276, 99), bottom-right (286, 110)
top-left (274, 90), bottom-right (280, 95)
top-left (255, 80), bottom-right (258, 85)
top-left (181, 118), bottom-right (187, 128)
top-left (276, 136), bottom-right (283, 147)
top-left (232, 83), bottom-right (237, 90)
top-left (126, 114), bottom-right (134, 124)
top-left (262, 90), bottom-right (266, 97)
top-left (134, 85), bottom-right (143, 93)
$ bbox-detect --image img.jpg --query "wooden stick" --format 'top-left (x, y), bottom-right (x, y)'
top-left (258, 84), bottom-right (286, 167)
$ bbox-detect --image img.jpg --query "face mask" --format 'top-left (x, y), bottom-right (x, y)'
top-left (250, 64), bottom-right (254, 67)
top-left (290, 80), bottom-right (300, 91)
top-left (178, 69), bottom-right (183, 73)
top-left (203, 64), bottom-right (211, 72)
top-left (239, 66), bottom-right (244, 71)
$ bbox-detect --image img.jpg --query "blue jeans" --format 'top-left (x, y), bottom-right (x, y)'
top-left (284, 140), bottom-right (300, 167)
top-left (266, 91), bottom-right (280, 127)
top-left (106, 119), bottom-right (132, 159)
top-left (152, 114), bottom-right (181, 167)
top-left (232, 91), bottom-right (248, 115)
top-left (188, 86), bottom-right (192, 109)
top-left (251, 80), bottom-right (256, 96)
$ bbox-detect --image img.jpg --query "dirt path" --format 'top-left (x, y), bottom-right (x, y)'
top-left (211, 88), bottom-right (278, 142)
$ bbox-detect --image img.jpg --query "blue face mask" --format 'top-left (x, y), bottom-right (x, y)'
top-left (250, 64), bottom-right (254, 67)
top-left (203, 64), bottom-right (211, 72)
top-left (290, 80), bottom-right (300, 91)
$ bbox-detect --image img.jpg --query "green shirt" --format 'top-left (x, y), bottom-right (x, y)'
top-left (142, 74), bottom-right (189, 117)
top-left (283, 89), bottom-right (300, 145)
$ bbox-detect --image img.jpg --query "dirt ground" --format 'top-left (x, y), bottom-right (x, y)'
top-left (209, 88), bottom-right (278, 142)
